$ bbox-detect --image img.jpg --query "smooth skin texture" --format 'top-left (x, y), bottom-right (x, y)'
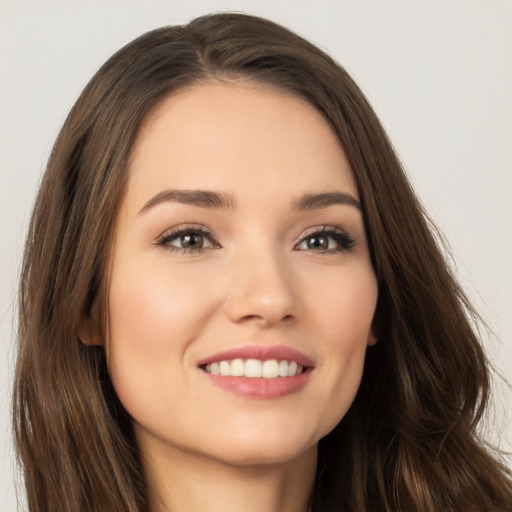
top-left (105, 82), bottom-right (378, 512)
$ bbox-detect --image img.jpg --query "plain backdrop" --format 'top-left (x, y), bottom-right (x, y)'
top-left (1, 1), bottom-right (511, 510)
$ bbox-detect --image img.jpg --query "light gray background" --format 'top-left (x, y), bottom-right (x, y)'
top-left (1, 1), bottom-right (511, 509)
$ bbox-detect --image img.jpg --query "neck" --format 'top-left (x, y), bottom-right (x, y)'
top-left (140, 438), bottom-right (317, 512)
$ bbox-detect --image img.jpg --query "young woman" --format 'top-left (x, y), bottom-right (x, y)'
top-left (13, 12), bottom-right (512, 512)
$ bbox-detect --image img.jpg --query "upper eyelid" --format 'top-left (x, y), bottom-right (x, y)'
top-left (297, 225), bottom-right (352, 240)
top-left (157, 224), bottom-right (215, 239)
top-left (300, 225), bottom-right (344, 235)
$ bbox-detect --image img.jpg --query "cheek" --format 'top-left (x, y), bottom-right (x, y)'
top-left (312, 261), bottom-right (377, 345)
top-left (106, 260), bottom-right (219, 411)
top-left (108, 260), bottom-right (218, 354)
top-left (308, 265), bottom-right (377, 431)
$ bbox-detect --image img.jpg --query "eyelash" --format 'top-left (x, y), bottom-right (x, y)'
top-left (156, 225), bottom-right (218, 254)
top-left (296, 226), bottom-right (356, 253)
top-left (155, 225), bottom-right (356, 254)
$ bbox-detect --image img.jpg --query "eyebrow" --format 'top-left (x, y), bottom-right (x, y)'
top-left (139, 189), bottom-right (361, 214)
top-left (291, 192), bottom-right (362, 212)
top-left (139, 189), bottom-right (237, 213)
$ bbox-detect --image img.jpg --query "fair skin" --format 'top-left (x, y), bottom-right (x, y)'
top-left (104, 82), bottom-right (378, 512)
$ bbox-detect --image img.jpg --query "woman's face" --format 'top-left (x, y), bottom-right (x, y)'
top-left (107, 82), bottom-right (378, 468)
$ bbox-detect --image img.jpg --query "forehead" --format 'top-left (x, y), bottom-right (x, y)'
top-left (125, 82), bottom-right (357, 211)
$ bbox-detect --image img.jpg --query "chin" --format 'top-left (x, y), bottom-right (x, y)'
top-left (211, 442), bottom-right (317, 468)
top-left (197, 425), bottom-right (320, 467)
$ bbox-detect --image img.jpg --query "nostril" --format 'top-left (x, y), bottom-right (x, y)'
top-left (239, 314), bottom-right (261, 322)
top-left (238, 313), bottom-right (295, 326)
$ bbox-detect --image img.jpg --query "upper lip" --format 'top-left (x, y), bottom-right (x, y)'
top-left (197, 344), bottom-right (314, 368)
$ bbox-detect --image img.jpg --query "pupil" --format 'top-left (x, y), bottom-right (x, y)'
top-left (182, 233), bottom-right (202, 248)
top-left (308, 235), bottom-right (328, 250)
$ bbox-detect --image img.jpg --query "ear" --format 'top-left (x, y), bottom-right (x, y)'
top-left (78, 322), bottom-right (102, 346)
top-left (78, 299), bottom-right (104, 346)
top-left (367, 330), bottom-right (378, 347)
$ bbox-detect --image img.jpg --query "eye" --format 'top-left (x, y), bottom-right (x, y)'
top-left (295, 226), bottom-right (355, 252)
top-left (156, 226), bottom-right (219, 253)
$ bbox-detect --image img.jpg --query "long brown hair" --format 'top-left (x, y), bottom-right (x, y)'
top-left (13, 12), bottom-right (512, 512)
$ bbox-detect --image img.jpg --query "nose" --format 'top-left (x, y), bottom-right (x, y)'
top-left (224, 245), bottom-right (302, 327)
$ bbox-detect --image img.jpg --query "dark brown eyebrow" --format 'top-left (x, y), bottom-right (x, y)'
top-left (139, 189), bottom-right (238, 214)
top-left (291, 192), bottom-right (362, 211)
top-left (139, 189), bottom-right (361, 214)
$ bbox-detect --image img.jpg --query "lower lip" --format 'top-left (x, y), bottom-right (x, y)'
top-left (202, 370), bottom-right (312, 399)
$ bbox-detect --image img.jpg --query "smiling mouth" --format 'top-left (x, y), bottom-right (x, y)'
top-left (201, 359), bottom-right (307, 378)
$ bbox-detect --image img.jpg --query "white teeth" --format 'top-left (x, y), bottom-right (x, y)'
top-left (219, 360), bottom-right (230, 376)
top-left (231, 358), bottom-right (245, 377)
top-left (278, 360), bottom-right (289, 377)
top-left (262, 359), bottom-right (279, 378)
top-left (287, 361), bottom-right (297, 377)
top-left (245, 359), bottom-right (262, 378)
top-left (203, 359), bottom-right (306, 378)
